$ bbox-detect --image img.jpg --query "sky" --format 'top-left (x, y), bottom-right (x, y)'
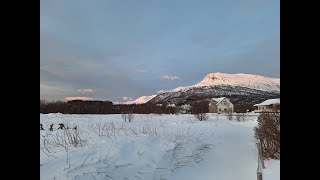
top-left (40, 0), bottom-right (280, 102)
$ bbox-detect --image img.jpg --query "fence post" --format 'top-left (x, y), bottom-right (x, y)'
top-left (257, 171), bottom-right (263, 180)
top-left (257, 152), bottom-right (263, 180)
top-left (258, 140), bottom-right (265, 169)
top-left (257, 141), bottom-right (264, 180)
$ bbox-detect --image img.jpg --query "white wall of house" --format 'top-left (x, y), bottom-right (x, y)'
top-left (255, 106), bottom-right (267, 112)
top-left (254, 105), bottom-right (279, 112)
top-left (209, 98), bottom-right (233, 113)
top-left (216, 98), bottom-right (233, 113)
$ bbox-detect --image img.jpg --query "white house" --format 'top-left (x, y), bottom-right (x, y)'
top-left (208, 97), bottom-right (234, 113)
top-left (253, 98), bottom-right (280, 112)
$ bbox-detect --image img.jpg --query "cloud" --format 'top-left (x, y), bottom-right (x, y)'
top-left (157, 90), bottom-right (166, 94)
top-left (161, 75), bottom-right (181, 80)
top-left (65, 97), bottom-right (94, 101)
top-left (41, 32), bottom-right (148, 102)
top-left (77, 89), bottom-right (97, 94)
top-left (41, 0), bottom-right (279, 102)
top-left (122, 96), bottom-right (133, 101)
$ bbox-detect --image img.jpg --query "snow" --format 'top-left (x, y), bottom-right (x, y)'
top-left (114, 95), bottom-right (156, 104)
top-left (163, 72), bottom-right (280, 94)
top-left (196, 72), bottom-right (280, 92)
top-left (264, 159), bottom-right (280, 180)
top-left (40, 113), bottom-right (279, 180)
top-left (167, 104), bottom-right (176, 107)
top-left (196, 73), bottom-right (279, 91)
top-left (125, 95), bottom-right (157, 104)
top-left (253, 98), bottom-right (280, 106)
top-left (211, 97), bottom-right (226, 105)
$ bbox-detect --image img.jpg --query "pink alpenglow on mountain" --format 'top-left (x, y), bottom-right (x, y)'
top-left (125, 95), bottom-right (157, 104)
top-left (195, 72), bottom-right (279, 92)
top-left (168, 72), bottom-right (280, 93)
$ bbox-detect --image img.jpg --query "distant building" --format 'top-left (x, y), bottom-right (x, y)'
top-left (178, 104), bottom-right (191, 114)
top-left (208, 97), bottom-right (234, 113)
top-left (253, 98), bottom-right (280, 112)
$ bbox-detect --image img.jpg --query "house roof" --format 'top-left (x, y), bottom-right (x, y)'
top-left (211, 97), bottom-right (226, 105)
top-left (253, 98), bottom-right (280, 106)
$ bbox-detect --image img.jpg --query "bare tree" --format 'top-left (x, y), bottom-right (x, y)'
top-left (121, 113), bottom-right (128, 122)
top-left (121, 112), bottom-right (135, 123)
top-left (194, 113), bottom-right (209, 121)
top-left (191, 100), bottom-right (209, 121)
top-left (127, 113), bottom-right (135, 122)
top-left (254, 110), bottom-right (280, 160)
top-left (226, 110), bottom-right (233, 120)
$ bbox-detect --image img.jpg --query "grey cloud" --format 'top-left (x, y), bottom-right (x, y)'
top-left (41, 32), bottom-right (152, 102)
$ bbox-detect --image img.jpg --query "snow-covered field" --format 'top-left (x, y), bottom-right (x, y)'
top-left (40, 113), bottom-right (279, 180)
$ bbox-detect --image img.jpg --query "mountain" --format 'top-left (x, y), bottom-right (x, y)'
top-left (125, 95), bottom-right (157, 104)
top-left (195, 72), bottom-right (279, 92)
top-left (147, 72), bottom-right (280, 107)
top-left (167, 72), bottom-right (279, 93)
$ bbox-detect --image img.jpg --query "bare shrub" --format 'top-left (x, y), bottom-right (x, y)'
top-left (40, 134), bottom-right (56, 158)
top-left (254, 111), bottom-right (280, 160)
top-left (64, 128), bottom-right (85, 147)
top-left (121, 113), bottom-right (135, 123)
top-left (235, 113), bottom-right (246, 122)
top-left (226, 111), bottom-right (233, 120)
top-left (235, 113), bottom-right (241, 122)
top-left (94, 122), bottom-right (117, 139)
top-left (241, 113), bottom-right (246, 121)
top-left (47, 128), bottom-right (87, 148)
top-left (141, 122), bottom-right (159, 135)
top-left (127, 113), bottom-right (134, 122)
top-left (49, 124), bottom-right (53, 131)
top-left (194, 113), bottom-right (209, 121)
top-left (121, 113), bottom-right (127, 122)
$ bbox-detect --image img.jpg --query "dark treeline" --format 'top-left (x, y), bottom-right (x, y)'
top-left (190, 100), bottom-right (209, 114)
top-left (40, 99), bottom-right (253, 114)
top-left (40, 100), bottom-right (113, 114)
top-left (186, 100), bottom-right (252, 114)
top-left (40, 100), bottom-right (178, 114)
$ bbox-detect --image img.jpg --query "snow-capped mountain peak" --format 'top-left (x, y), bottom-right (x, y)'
top-left (194, 72), bottom-right (280, 92)
top-left (125, 95), bottom-right (157, 104)
top-left (147, 72), bottom-right (280, 105)
top-left (166, 72), bottom-right (279, 93)
top-left (197, 72), bottom-right (279, 86)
